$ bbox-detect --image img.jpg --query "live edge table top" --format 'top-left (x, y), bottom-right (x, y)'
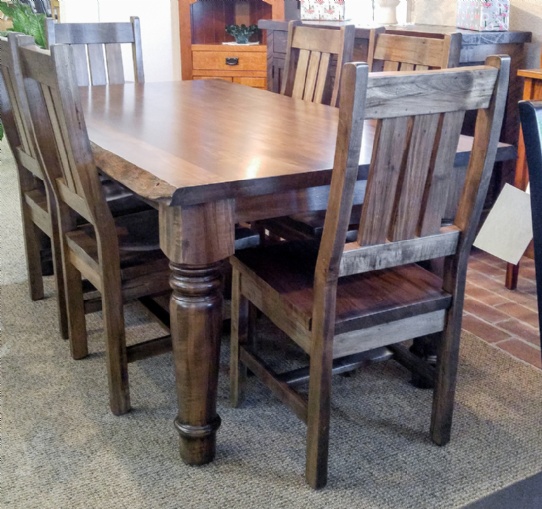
top-left (80, 79), bottom-right (515, 211)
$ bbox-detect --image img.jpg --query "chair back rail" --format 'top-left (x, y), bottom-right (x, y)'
top-left (371, 32), bottom-right (462, 72)
top-left (281, 20), bottom-right (355, 107)
top-left (44, 16), bottom-right (144, 86)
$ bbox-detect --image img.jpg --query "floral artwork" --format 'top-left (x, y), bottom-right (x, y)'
top-left (456, 0), bottom-right (510, 31)
top-left (300, 0), bottom-right (346, 21)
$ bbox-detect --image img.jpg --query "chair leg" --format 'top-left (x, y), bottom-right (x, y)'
top-left (50, 225), bottom-right (69, 339)
top-left (101, 285), bottom-right (130, 415)
top-left (230, 269), bottom-right (249, 407)
top-left (505, 261), bottom-right (519, 290)
top-left (22, 218), bottom-right (45, 301)
top-left (430, 323), bottom-right (461, 446)
top-left (305, 333), bottom-right (334, 489)
top-left (63, 260), bottom-right (88, 360)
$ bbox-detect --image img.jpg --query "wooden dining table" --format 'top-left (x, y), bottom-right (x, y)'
top-left (80, 79), bottom-right (516, 466)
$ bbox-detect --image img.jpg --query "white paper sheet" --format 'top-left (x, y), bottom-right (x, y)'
top-left (473, 184), bottom-right (533, 264)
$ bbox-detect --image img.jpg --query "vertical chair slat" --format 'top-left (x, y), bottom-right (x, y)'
top-left (304, 50), bottom-right (321, 102)
top-left (389, 113), bottom-right (440, 241)
top-left (419, 110), bottom-right (466, 236)
top-left (71, 45), bottom-right (90, 86)
top-left (105, 43), bottom-right (125, 84)
top-left (357, 116), bottom-right (410, 246)
top-left (88, 44), bottom-right (107, 85)
top-left (292, 48), bottom-right (310, 100)
top-left (313, 52), bottom-right (330, 104)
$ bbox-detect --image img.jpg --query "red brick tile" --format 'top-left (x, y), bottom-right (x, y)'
top-left (467, 257), bottom-right (506, 277)
top-left (463, 297), bottom-right (512, 323)
top-left (496, 339), bottom-right (542, 369)
top-left (461, 314), bottom-right (513, 343)
top-left (464, 284), bottom-right (511, 307)
top-left (493, 301), bottom-right (540, 329)
top-left (496, 319), bottom-right (541, 347)
top-left (506, 289), bottom-right (539, 311)
top-left (467, 271), bottom-right (512, 292)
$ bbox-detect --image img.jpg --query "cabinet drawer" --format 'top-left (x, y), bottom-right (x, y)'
top-left (233, 76), bottom-right (266, 88)
top-left (192, 46), bottom-right (266, 72)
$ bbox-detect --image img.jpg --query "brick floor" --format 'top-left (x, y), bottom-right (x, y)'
top-left (464, 249), bottom-right (542, 370)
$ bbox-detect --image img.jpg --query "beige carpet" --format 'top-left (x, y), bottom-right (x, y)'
top-left (2, 139), bottom-right (542, 508)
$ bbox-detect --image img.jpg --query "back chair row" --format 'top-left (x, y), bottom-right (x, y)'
top-left (260, 21), bottom-right (462, 243)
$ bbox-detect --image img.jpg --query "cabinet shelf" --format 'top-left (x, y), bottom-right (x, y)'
top-left (179, 0), bottom-right (284, 88)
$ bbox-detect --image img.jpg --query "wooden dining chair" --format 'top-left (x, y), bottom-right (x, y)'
top-left (17, 39), bottom-right (173, 416)
top-left (255, 21), bottom-right (355, 242)
top-left (261, 29), bottom-right (462, 244)
top-left (1, 33), bottom-right (151, 341)
top-left (230, 56), bottom-right (510, 488)
top-left (44, 16), bottom-right (144, 85)
top-left (0, 34), bottom-right (68, 335)
top-left (280, 20), bottom-right (356, 107)
top-left (518, 100), bottom-right (542, 363)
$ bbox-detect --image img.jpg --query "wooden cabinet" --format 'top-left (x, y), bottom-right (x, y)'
top-left (179, 0), bottom-right (284, 89)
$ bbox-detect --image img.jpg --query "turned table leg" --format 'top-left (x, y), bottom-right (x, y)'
top-left (170, 262), bottom-right (224, 464)
top-left (159, 199), bottom-right (235, 465)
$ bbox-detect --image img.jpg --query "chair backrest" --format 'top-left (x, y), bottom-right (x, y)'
top-left (280, 20), bottom-right (355, 107)
top-left (315, 57), bottom-right (509, 303)
top-left (17, 41), bottom-right (118, 259)
top-left (44, 16), bottom-right (144, 86)
top-left (0, 34), bottom-right (42, 177)
top-left (519, 101), bottom-right (542, 252)
top-left (371, 32), bottom-right (461, 72)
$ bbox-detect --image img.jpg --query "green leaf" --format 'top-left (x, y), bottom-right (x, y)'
top-left (0, 0), bottom-right (46, 48)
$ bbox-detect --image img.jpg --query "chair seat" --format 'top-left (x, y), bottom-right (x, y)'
top-left (232, 240), bottom-right (452, 335)
top-left (66, 209), bottom-right (170, 295)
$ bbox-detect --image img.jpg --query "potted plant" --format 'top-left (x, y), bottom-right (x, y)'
top-left (225, 23), bottom-right (259, 44)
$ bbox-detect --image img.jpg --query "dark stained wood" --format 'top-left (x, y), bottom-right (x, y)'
top-left (229, 57), bottom-right (510, 488)
top-left (259, 20), bottom-right (530, 202)
top-left (18, 42), bottom-right (173, 416)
